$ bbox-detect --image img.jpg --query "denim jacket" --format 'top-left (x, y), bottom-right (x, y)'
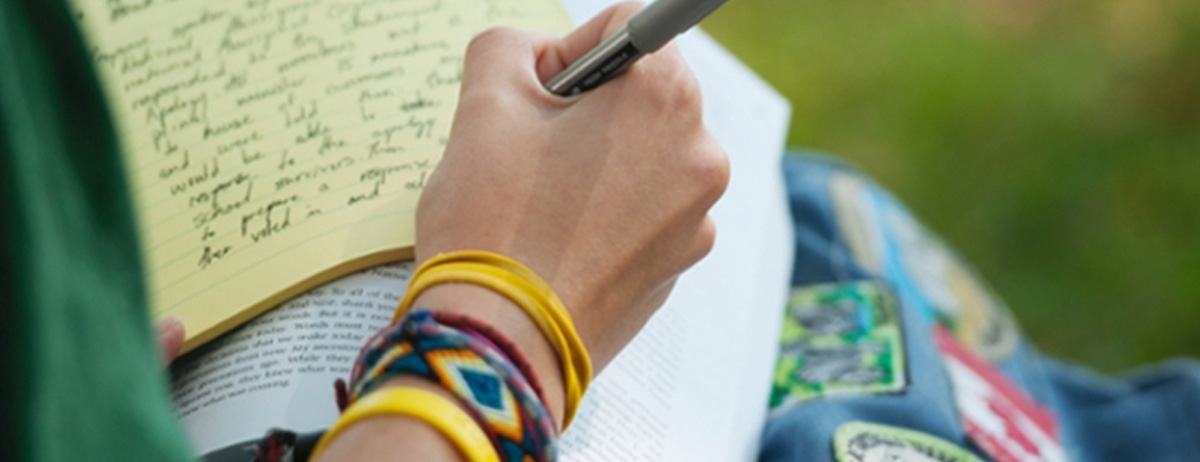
top-left (760, 154), bottom-right (1200, 462)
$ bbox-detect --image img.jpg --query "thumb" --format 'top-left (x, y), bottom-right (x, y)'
top-left (155, 316), bottom-right (186, 365)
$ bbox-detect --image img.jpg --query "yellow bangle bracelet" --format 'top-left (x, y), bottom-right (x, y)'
top-left (398, 262), bottom-right (591, 427)
top-left (406, 262), bottom-right (588, 424)
top-left (310, 387), bottom-right (500, 462)
top-left (395, 251), bottom-right (594, 427)
top-left (396, 252), bottom-right (593, 426)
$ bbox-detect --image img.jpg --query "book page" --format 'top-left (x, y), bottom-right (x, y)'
top-left (682, 32), bottom-right (795, 462)
top-left (170, 262), bottom-right (413, 455)
top-left (71, 0), bottom-right (572, 351)
top-left (554, 1), bottom-right (795, 460)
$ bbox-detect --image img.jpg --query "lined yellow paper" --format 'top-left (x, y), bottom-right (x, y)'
top-left (72, 0), bottom-right (572, 352)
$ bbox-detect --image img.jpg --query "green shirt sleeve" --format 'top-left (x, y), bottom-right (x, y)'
top-left (0, 0), bottom-right (194, 460)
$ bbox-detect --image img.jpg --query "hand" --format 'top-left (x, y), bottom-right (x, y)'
top-left (155, 316), bottom-right (185, 365)
top-left (416, 2), bottom-right (728, 374)
top-left (316, 4), bottom-right (728, 459)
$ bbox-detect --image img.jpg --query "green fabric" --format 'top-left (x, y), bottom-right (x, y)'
top-left (0, 0), bottom-right (193, 460)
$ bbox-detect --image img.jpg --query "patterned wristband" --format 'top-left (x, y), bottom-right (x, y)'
top-left (431, 310), bottom-right (548, 404)
top-left (394, 250), bottom-right (593, 427)
top-left (347, 310), bottom-right (557, 462)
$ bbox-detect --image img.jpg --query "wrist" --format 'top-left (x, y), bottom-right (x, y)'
top-left (411, 283), bottom-right (568, 429)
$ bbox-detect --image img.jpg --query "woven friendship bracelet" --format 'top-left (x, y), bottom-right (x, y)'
top-left (349, 310), bottom-right (557, 462)
top-left (432, 310), bottom-right (548, 404)
top-left (393, 250), bottom-right (593, 427)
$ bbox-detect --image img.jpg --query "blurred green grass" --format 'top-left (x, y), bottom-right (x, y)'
top-left (703, 0), bottom-right (1200, 372)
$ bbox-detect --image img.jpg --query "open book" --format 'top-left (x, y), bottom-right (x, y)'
top-left (76, 0), bottom-right (793, 460)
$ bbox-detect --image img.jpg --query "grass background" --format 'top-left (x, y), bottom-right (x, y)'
top-left (702, 0), bottom-right (1200, 372)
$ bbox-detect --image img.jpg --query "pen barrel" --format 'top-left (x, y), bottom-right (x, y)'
top-left (545, 28), bottom-right (642, 95)
top-left (628, 0), bottom-right (730, 51)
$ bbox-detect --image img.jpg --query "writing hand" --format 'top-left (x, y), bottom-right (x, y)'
top-left (316, 5), bottom-right (727, 459)
top-left (417, 0), bottom-right (727, 384)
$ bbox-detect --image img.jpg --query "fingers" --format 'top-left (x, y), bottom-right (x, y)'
top-left (692, 133), bottom-right (731, 208)
top-left (156, 316), bottom-right (186, 365)
top-left (535, 1), bottom-right (646, 82)
top-left (691, 216), bottom-right (718, 265)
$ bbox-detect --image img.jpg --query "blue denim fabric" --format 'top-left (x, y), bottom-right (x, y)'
top-left (760, 153), bottom-right (1200, 461)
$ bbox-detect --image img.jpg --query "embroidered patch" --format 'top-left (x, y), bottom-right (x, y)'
top-left (769, 281), bottom-right (907, 409)
top-left (829, 172), bottom-right (888, 276)
top-left (935, 326), bottom-right (1068, 462)
top-left (889, 209), bottom-right (1020, 362)
top-left (834, 421), bottom-right (986, 462)
top-left (828, 170), bottom-right (1020, 362)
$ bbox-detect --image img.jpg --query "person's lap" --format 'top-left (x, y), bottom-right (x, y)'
top-left (761, 152), bottom-right (1200, 461)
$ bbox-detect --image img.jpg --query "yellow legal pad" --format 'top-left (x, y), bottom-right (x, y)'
top-left (71, 0), bottom-right (573, 352)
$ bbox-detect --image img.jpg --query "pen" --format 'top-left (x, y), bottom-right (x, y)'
top-left (545, 0), bottom-right (733, 96)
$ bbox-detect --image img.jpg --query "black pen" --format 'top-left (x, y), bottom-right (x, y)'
top-left (545, 0), bottom-right (733, 96)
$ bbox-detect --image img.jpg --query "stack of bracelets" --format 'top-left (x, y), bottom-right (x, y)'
top-left (296, 250), bottom-right (594, 462)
